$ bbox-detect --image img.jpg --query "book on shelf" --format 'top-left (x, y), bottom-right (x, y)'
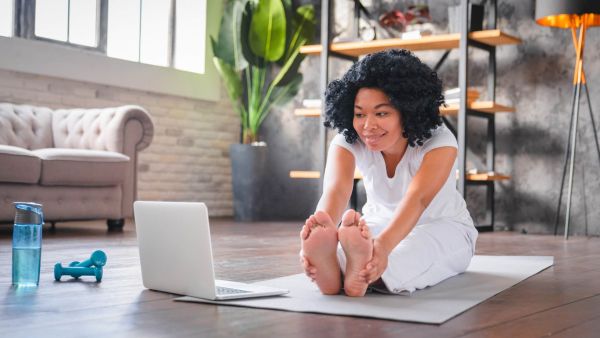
top-left (444, 87), bottom-right (480, 101)
top-left (302, 99), bottom-right (322, 108)
top-left (444, 98), bottom-right (477, 105)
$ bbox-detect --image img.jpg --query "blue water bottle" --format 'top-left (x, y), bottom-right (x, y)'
top-left (12, 202), bottom-right (44, 287)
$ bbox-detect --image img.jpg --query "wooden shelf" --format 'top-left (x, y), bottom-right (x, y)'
top-left (292, 170), bottom-right (510, 182)
top-left (294, 101), bottom-right (515, 118)
top-left (294, 108), bottom-right (321, 117)
top-left (300, 29), bottom-right (521, 57)
top-left (466, 172), bottom-right (511, 181)
top-left (440, 101), bottom-right (516, 115)
top-left (469, 30), bottom-right (522, 46)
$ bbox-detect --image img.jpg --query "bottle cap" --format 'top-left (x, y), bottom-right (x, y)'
top-left (14, 202), bottom-right (44, 225)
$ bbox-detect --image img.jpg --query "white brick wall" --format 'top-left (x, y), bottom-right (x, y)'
top-left (0, 69), bottom-right (239, 216)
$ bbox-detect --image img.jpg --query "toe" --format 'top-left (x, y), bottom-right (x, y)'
top-left (358, 218), bottom-right (371, 239)
top-left (314, 210), bottom-right (334, 228)
top-left (360, 227), bottom-right (371, 239)
top-left (308, 214), bottom-right (320, 228)
top-left (341, 209), bottom-right (360, 227)
top-left (300, 225), bottom-right (310, 240)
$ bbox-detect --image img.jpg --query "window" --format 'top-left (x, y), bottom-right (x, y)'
top-left (34, 0), bottom-right (98, 47)
top-left (0, 0), bottom-right (14, 37)
top-left (107, 0), bottom-right (172, 67)
top-left (68, 0), bottom-right (99, 47)
top-left (10, 0), bottom-right (207, 74)
top-left (107, 0), bottom-right (141, 61)
top-left (174, 0), bottom-right (206, 74)
top-left (140, 0), bottom-right (171, 67)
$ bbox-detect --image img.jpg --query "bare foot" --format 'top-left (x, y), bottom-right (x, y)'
top-left (338, 209), bottom-right (372, 297)
top-left (300, 211), bottom-right (341, 294)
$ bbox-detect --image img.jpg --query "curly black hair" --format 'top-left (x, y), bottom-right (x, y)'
top-left (324, 49), bottom-right (444, 147)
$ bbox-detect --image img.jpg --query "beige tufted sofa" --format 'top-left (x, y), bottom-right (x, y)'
top-left (0, 103), bottom-right (153, 230)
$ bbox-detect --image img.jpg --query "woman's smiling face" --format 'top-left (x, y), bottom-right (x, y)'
top-left (352, 87), bottom-right (405, 153)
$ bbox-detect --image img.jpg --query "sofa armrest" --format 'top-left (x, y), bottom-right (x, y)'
top-left (52, 105), bottom-right (154, 153)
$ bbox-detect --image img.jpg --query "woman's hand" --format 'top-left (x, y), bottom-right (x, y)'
top-left (359, 238), bottom-right (391, 283)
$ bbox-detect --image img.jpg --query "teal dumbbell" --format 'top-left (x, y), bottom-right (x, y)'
top-left (69, 250), bottom-right (107, 268)
top-left (54, 264), bottom-right (103, 282)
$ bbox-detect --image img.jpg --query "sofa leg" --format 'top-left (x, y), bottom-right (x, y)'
top-left (107, 219), bottom-right (125, 232)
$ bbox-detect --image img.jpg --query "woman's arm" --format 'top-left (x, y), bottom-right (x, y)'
top-left (361, 146), bottom-right (457, 282)
top-left (315, 145), bottom-right (356, 225)
top-left (378, 146), bottom-right (457, 252)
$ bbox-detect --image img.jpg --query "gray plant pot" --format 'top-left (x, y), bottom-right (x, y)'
top-left (230, 143), bottom-right (268, 221)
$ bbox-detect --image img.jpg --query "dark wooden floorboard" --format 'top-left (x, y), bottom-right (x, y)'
top-left (550, 314), bottom-right (600, 338)
top-left (1, 219), bottom-right (599, 338)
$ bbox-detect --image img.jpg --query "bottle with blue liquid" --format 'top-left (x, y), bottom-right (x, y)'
top-left (12, 202), bottom-right (44, 287)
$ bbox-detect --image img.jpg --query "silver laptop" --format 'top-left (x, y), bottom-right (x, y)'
top-left (133, 201), bottom-right (289, 300)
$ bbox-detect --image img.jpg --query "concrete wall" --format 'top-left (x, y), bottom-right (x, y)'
top-left (0, 68), bottom-right (238, 217)
top-left (259, 0), bottom-right (600, 235)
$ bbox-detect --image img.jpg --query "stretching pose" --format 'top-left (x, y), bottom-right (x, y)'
top-left (300, 49), bottom-right (478, 297)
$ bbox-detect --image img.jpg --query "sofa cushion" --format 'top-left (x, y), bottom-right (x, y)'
top-left (0, 103), bottom-right (54, 149)
top-left (33, 148), bottom-right (130, 187)
top-left (0, 145), bottom-right (42, 183)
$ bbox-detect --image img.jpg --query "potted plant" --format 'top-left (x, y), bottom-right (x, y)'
top-left (211, 0), bottom-right (315, 221)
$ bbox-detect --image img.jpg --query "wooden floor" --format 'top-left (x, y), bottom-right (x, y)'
top-left (1, 220), bottom-right (599, 338)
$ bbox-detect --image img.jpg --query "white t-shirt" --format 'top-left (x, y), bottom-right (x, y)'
top-left (331, 124), bottom-right (474, 232)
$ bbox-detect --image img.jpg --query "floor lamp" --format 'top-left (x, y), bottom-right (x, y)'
top-left (535, 1), bottom-right (600, 239)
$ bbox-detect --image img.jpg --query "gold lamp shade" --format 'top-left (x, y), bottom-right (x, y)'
top-left (535, 0), bottom-right (600, 28)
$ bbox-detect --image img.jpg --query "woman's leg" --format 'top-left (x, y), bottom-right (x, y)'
top-left (380, 221), bottom-right (477, 293)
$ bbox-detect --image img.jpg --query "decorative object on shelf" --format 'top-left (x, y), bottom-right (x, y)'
top-left (301, 99), bottom-right (321, 108)
top-left (379, 10), bottom-right (408, 32)
top-left (211, 0), bottom-right (315, 221)
top-left (404, 4), bottom-right (432, 25)
top-left (378, 5), bottom-right (434, 39)
top-left (535, 0), bottom-right (600, 240)
top-left (448, 3), bottom-right (484, 33)
top-left (444, 87), bottom-right (480, 105)
top-left (359, 17), bottom-right (377, 41)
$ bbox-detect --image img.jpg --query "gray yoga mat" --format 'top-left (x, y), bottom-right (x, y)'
top-left (176, 255), bottom-right (554, 324)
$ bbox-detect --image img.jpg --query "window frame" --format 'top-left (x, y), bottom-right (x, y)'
top-left (13, 0), bottom-right (190, 71)
top-left (2, 0), bottom-right (221, 102)
top-left (14, 0), bottom-right (108, 54)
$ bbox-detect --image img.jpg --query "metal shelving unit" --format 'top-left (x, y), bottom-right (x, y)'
top-left (291, 0), bottom-right (520, 231)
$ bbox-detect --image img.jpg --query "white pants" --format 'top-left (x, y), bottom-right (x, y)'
top-left (336, 219), bottom-right (478, 294)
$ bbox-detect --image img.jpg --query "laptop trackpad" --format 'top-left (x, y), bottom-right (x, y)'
top-left (215, 280), bottom-right (289, 299)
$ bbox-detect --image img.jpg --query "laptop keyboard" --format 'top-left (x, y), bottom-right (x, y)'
top-left (216, 286), bottom-right (251, 295)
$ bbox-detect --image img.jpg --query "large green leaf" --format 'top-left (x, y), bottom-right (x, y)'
top-left (281, 0), bottom-right (293, 47)
top-left (276, 47), bottom-right (304, 86)
top-left (271, 73), bottom-right (303, 108)
top-left (254, 73), bottom-right (303, 130)
top-left (278, 4), bottom-right (315, 83)
top-left (248, 0), bottom-right (286, 62)
top-left (241, 2), bottom-right (261, 66)
top-left (294, 5), bottom-right (315, 49)
top-left (212, 0), bottom-right (248, 71)
top-left (213, 57), bottom-right (243, 107)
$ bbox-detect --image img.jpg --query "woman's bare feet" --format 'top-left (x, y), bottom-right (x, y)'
top-left (300, 211), bottom-right (341, 294)
top-left (338, 209), bottom-right (373, 297)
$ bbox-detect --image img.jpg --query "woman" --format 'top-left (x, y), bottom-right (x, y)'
top-left (300, 49), bottom-right (478, 297)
